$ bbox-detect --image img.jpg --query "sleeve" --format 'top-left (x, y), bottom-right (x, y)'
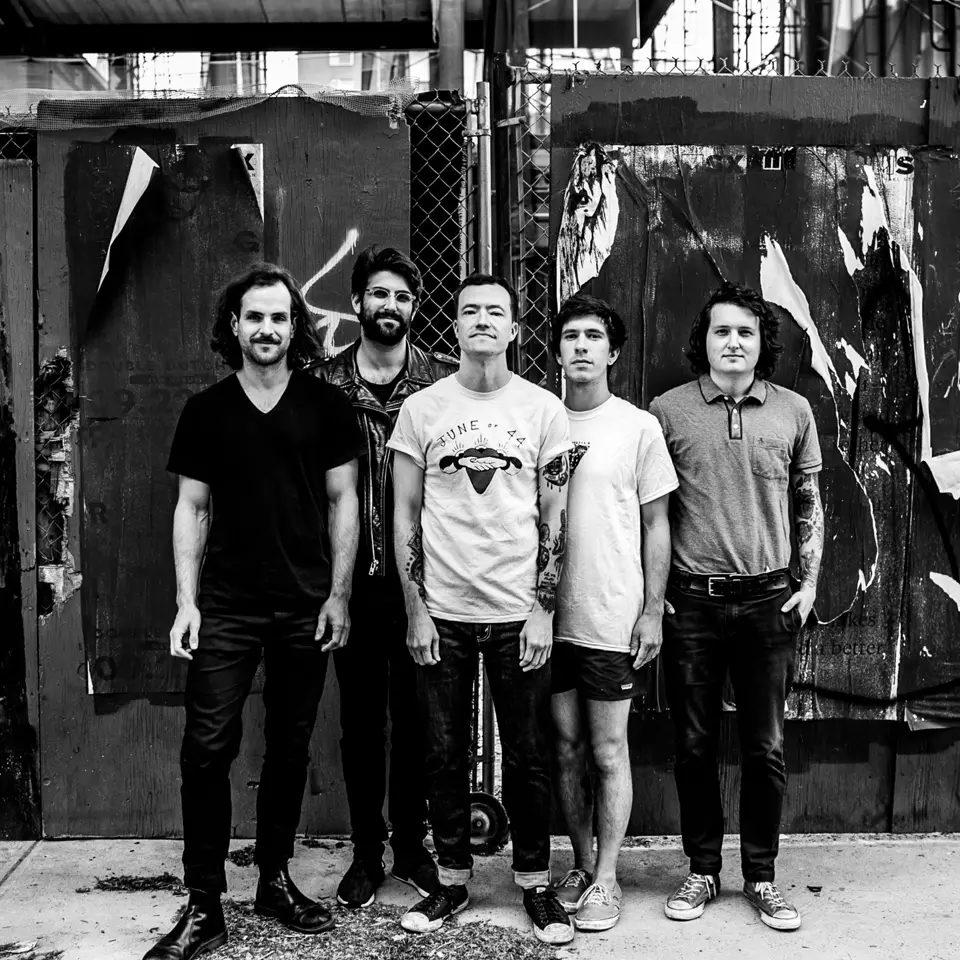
top-left (636, 418), bottom-right (680, 504)
top-left (538, 395), bottom-right (573, 468)
top-left (323, 384), bottom-right (367, 470)
top-left (386, 396), bottom-right (426, 468)
top-left (166, 396), bottom-right (213, 484)
top-left (792, 398), bottom-right (823, 474)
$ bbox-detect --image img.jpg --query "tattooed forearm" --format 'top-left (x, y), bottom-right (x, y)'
top-left (542, 452), bottom-right (570, 490)
top-left (537, 572), bottom-right (558, 614)
top-left (792, 472), bottom-right (824, 591)
top-left (537, 522), bottom-right (550, 573)
top-left (552, 508), bottom-right (566, 575)
top-left (406, 523), bottom-right (426, 601)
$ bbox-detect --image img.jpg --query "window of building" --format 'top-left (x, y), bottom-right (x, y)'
top-left (329, 53), bottom-right (356, 67)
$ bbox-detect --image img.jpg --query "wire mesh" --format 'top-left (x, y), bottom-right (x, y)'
top-left (0, 129), bottom-right (36, 161)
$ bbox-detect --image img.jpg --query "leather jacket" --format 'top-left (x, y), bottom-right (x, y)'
top-left (305, 339), bottom-right (456, 581)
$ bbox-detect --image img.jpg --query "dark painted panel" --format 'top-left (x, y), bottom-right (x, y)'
top-left (892, 726), bottom-right (960, 832)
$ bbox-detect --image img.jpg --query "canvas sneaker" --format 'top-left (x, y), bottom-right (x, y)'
top-left (336, 858), bottom-right (385, 909)
top-left (664, 872), bottom-right (719, 921)
top-left (551, 868), bottom-right (593, 914)
top-left (400, 884), bottom-right (469, 933)
top-left (523, 886), bottom-right (575, 945)
top-left (391, 847), bottom-right (440, 898)
top-left (743, 881), bottom-right (801, 931)
top-left (574, 881), bottom-right (622, 931)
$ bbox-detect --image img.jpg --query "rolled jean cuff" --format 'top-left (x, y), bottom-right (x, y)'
top-left (514, 869), bottom-right (550, 890)
top-left (437, 865), bottom-right (472, 887)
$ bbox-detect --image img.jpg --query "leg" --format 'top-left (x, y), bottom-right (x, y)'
top-left (255, 611), bottom-right (329, 868)
top-left (662, 588), bottom-right (728, 879)
top-left (551, 689), bottom-right (593, 874)
top-left (180, 609), bottom-right (264, 894)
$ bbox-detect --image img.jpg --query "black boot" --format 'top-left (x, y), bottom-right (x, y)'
top-left (142, 891), bottom-right (227, 960)
top-left (254, 863), bottom-right (335, 934)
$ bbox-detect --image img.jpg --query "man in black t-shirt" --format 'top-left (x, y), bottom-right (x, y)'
top-left (144, 263), bottom-right (363, 960)
top-left (307, 246), bottom-right (455, 911)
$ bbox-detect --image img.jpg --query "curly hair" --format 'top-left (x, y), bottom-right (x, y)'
top-left (210, 262), bottom-right (323, 370)
top-left (550, 293), bottom-right (627, 359)
top-left (351, 245), bottom-right (423, 302)
top-left (686, 283), bottom-right (784, 380)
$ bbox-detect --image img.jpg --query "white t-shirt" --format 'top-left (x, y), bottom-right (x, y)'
top-left (555, 396), bottom-right (678, 651)
top-left (387, 373), bottom-right (572, 623)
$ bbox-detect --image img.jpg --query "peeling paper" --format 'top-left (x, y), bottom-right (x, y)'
top-left (557, 143), bottom-right (620, 304)
top-left (39, 549), bottom-right (82, 608)
top-left (232, 143), bottom-right (264, 220)
top-left (98, 147), bottom-right (158, 292)
top-left (929, 571), bottom-right (960, 612)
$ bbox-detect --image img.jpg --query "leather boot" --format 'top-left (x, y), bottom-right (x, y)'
top-left (254, 863), bottom-right (335, 934)
top-left (142, 891), bottom-right (227, 960)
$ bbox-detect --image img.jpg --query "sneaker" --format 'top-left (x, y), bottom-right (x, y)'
top-left (574, 881), bottom-right (622, 932)
top-left (523, 886), bottom-right (575, 945)
top-left (392, 848), bottom-right (440, 898)
top-left (664, 872), bottom-right (719, 921)
top-left (743, 881), bottom-right (801, 931)
top-left (551, 868), bottom-right (593, 914)
top-left (336, 858), bottom-right (385, 909)
top-left (400, 884), bottom-right (470, 933)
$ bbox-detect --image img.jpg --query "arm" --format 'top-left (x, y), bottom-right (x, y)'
top-left (393, 451), bottom-right (441, 666)
top-left (169, 476), bottom-right (211, 660)
top-left (782, 471), bottom-right (824, 622)
top-left (630, 493), bottom-right (672, 669)
top-left (520, 452), bottom-right (570, 672)
top-left (315, 459), bottom-right (360, 652)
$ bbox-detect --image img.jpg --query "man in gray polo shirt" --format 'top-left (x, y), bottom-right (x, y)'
top-left (649, 283), bottom-right (824, 932)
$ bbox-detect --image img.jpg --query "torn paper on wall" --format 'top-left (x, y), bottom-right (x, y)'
top-left (98, 146), bottom-right (158, 292)
top-left (557, 143), bottom-right (620, 304)
top-left (232, 143), bottom-right (264, 220)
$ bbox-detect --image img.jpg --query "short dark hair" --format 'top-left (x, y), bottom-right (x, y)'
top-left (455, 273), bottom-right (519, 321)
top-left (351, 245), bottom-right (422, 302)
top-left (210, 262), bottom-right (322, 370)
top-left (687, 283), bottom-right (784, 380)
top-left (550, 293), bottom-right (627, 359)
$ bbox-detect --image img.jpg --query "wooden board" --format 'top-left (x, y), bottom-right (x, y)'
top-left (37, 97), bottom-right (408, 836)
top-left (891, 725), bottom-right (960, 832)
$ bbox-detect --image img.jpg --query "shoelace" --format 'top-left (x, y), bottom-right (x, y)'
top-left (527, 889), bottom-right (569, 927)
top-left (676, 874), bottom-right (712, 901)
top-left (415, 887), bottom-right (459, 916)
top-left (581, 883), bottom-right (612, 907)
top-left (753, 882), bottom-right (787, 910)
top-left (557, 869), bottom-right (591, 889)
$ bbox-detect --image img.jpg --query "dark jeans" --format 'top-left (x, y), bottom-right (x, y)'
top-left (334, 588), bottom-right (428, 863)
top-left (418, 619), bottom-right (553, 888)
top-left (181, 607), bottom-right (328, 894)
top-left (662, 583), bottom-right (800, 883)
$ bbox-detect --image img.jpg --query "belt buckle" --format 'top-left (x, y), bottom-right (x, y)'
top-left (707, 576), bottom-right (723, 597)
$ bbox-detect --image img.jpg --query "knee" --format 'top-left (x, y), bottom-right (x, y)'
top-left (554, 732), bottom-right (586, 770)
top-left (591, 736), bottom-right (629, 776)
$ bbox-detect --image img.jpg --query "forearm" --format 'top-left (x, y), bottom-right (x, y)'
top-left (327, 489), bottom-right (359, 599)
top-left (535, 502), bottom-right (568, 615)
top-left (792, 472), bottom-right (824, 591)
top-left (640, 514), bottom-right (671, 617)
top-left (172, 501), bottom-right (209, 607)
top-left (394, 507), bottom-right (429, 617)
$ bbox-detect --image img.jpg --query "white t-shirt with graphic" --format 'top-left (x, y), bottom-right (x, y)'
top-left (555, 396), bottom-right (679, 651)
top-left (388, 373), bottom-right (572, 623)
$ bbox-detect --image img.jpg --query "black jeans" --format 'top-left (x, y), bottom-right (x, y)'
top-left (334, 587), bottom-right (428, 863)
top-left (181, 607), bottom-right (328, 894)
top-left (662, 583), bottom-right (800, 883)
top-left (418, 619), bottom-right (553, 888)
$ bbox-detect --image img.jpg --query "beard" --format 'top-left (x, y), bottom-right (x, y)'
top-left (241, 336), bottom-right (290, 368)
top-left (360, 305), bottom-right (409, 346)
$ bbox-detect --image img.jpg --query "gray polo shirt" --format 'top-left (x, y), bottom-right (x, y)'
top-left (649, 375), bottom-right (822, 576)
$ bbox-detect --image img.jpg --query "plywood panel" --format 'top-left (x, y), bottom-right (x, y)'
top-left (892, 726), bottom-right (960, 832)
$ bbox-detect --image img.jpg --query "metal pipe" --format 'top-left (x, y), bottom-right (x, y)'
top-left (476, 80), bottom-right (494, 275)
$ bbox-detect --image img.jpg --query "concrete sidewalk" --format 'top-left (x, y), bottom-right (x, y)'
top-left (1, 835), bottom-right (957, 960)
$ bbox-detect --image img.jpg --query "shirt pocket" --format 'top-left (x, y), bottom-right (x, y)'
top-left (749, 436), bottom-right (790, 483)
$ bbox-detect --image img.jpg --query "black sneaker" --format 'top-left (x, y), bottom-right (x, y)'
top-left (336, 858), bottom-right (385, 909)
top-left (523, 886), bottom-right (575, 945)
top-left (400, 884), bottom-right (469, 933)
top-left (391, 847), bottom-right (440, 898)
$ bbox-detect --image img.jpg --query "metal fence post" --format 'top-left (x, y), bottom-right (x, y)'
top-left (475, 81), bottom-right (494, 275)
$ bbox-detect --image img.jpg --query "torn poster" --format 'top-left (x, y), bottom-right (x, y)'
top-left (557, 143), bottom-right (620, 304)
top-left (97, 146), bottom-right (158, 292)
top-left (232, 143), bottom-right (264, 221)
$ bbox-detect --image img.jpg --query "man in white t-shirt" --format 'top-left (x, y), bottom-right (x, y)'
top-left (388, 274), bottom-right (575, 945)
top-left (549, 294), bottom-right (677, 932)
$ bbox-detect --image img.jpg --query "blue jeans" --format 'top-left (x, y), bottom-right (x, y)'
top-left (417, 619), bottom-right (553, 889)
top-left (662, 584), bottom-right (800, 883)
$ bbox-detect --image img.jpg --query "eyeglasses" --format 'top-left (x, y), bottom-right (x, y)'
top-left (365, 287), bottom-right (416, 307)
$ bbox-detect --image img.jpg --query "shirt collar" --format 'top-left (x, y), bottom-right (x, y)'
top-left (698, 373), bottom-right (767, 405)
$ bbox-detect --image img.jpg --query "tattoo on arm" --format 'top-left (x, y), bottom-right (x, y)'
top-left (542, 453), bottom-right (570, 490)
top-left (552, 508), bottom-right (566, 575)
top-left (537, 522), bottom-right (551, 573)
top-left (406, 523), bottom-right (426, 601)
top-left (537, 572), bottom-right (558, 614)
top-left (792, 473), bottom-right (824, 590)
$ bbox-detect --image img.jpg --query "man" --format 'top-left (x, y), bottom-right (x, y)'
top-left (650, 283), bottom-right (824, 932)
top-left (307, 246), bottom-right (455, 908)
top-left (388, 274), bottom-right (575, 945)
top-left (549, 294), bottom-right (676, 932)
top-left (145, 263), bottom-right (363, 960)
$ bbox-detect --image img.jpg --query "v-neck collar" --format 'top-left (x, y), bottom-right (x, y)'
top-left (234, 369), bottom-right (296, 416)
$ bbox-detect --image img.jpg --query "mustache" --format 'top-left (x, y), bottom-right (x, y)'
top-left (251, 336), bottom-right (281, 344)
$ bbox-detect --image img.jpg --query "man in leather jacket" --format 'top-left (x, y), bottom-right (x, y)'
top-left (307, 245), bottom-right (456, 910)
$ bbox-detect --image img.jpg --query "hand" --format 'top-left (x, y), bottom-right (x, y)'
top-left (781, 585), bottom-right (816, 625)
top-left (629, 611), bottom-right (663, 670)
top-left (316, 593), bottom-right (351, 652)
top-left (406, 609), bottom-right (441, 666)
top-left (664, 598), bottom-right (675, 616)
top-left (170, 603), bottom-right (201, 660)
top-left (519, 609), bottom-right (554, 672)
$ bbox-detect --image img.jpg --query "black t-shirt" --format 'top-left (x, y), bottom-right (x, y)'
top-left (166, 370), bottom-right (364, 611)
top-left (359, 367), bottom-right (404, 407)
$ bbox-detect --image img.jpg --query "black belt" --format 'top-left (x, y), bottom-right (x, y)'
top-left (669, 569), bottom-right (790, 599)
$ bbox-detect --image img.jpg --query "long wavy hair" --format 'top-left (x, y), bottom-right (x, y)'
top-left (686, 283), bottom-right (784, 380)
top-left (210, 263), bottom-right (323, 370)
